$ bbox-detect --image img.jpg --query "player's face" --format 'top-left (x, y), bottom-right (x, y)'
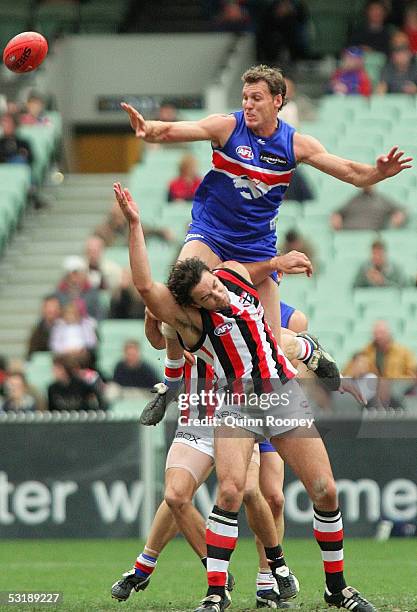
top-left (191, 271), bottom-right (231, 311)
top-left (242, 81), bottom-right (281, 134)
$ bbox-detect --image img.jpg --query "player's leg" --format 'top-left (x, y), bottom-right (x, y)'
top-left (257, 275), bottom-right (282, 345)
top-left (111, 496), bottom-right (180, 601)
top-left (194, 427), bottom-right (255, 612)
top-left (271, 432), bottom-right (376, 611)
top-left (242, 449), bottom-right (296, 609)
top-left (256, 448), bottom-right (299, 603)
top-left (164, 442), bottom-right (213, 559)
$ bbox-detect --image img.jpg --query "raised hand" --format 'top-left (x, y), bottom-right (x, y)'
top-left (113, 182), bottom-right (140, 225)
top-left (376, 146), bottom-right (413, 178)
top-left (120, 103), bottom-right (148, 138)
top-left (273, 250), bottom-right (313, 277)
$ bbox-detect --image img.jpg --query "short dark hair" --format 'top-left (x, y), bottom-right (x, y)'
top-left (167, 257), bottom-right (210, 307)
top-left (242, 64), bottom-right (287, 106)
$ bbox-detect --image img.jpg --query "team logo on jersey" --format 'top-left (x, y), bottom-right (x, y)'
top-left (214, 322), bottom-right (233, 336)
top-left (236, 145), bottom-right (254, 160)
top-left (239, 291), bottom-right (255, 307)
top-left (233, 175), bottom-right (273, 200)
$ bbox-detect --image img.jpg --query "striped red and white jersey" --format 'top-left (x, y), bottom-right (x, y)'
top-left (179, 358), bottom-right (217, 421)
top-left (183, 268), bottom-right (297, 388)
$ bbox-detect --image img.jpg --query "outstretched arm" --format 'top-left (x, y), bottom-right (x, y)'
top-left (243, 251), bottom-right (313, 285)
top-left (294, 133), bottom-right (413, 188)
top-left (113, 183), bottom-right (189, 327)
top-left (121, 103), bottom-right (235, 147)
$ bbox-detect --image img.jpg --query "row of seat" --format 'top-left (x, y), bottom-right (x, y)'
top-left (0, 1), bottom-right (130, 47)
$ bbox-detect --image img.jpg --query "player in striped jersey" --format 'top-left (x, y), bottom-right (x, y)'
top-left (113, 182), bottom-right (376, 612)
top-left (112, 313), bottom-right (299, 609)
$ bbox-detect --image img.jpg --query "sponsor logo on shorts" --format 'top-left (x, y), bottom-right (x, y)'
top-left (236, 145), bottom-right (254, 160)
top-left (214, 322), bottom-right (233, 336)
top-left (175, 431), bottom-right (200, 444)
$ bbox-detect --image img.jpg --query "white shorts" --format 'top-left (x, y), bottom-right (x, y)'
top-left (166, 428), bottom-right (260, 484)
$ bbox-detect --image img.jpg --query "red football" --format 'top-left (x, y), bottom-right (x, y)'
top-left (3, 32), bottom-right (48, 73)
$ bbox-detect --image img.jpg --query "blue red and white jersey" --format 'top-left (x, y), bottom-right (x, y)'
top-left (191, 110), bottom-right (296, 241)
top-left (182, 268), bottom-right (297, 388)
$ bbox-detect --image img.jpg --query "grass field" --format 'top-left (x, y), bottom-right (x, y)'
top-left (0, 538), bottom-right (415, 611)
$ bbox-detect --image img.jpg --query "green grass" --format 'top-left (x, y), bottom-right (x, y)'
top-left (0, 538), bottom-right (415, 611)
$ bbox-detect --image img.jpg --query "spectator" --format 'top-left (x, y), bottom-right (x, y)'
top-left (20, 92), bottom-right (51, 126)
top-left (49, 301), bottom-right (97, 366)
top-left (109, 268), bottom-right (146, 319)
top-left (84, 235), bottom-right (122, 292)
top-left (0, 113), bottom-right (33, 165)
top-left (156, 102), bottom-right (178, 123)
top-left (349, 0), bottom-right (392, 55)
top-left (329, 47), bottom-right (372, 96)
top-left (214, 1), bottom-right (252, 32)
top-left (256, 0), bottom-right (310, 64)
top-left (353, 239), bottom-right (407, 288)
top-left (113, 340), bottom-right (159, 389)
top-left (95, 201), bottom-right (174, 247)
top-left (343, 320), bottom-right (417, 378)
top-left (0, 355), bottom-right (8, 396)
top-left (330, 185), bottom-right (407, 231)
top-left (167, 154), bottom-right (202, 202)
top-left (376, 43), bottom-right (417, 94)
top-left (48, 354), bottom-right (103, 411)
top-left (281, 229), bottom-right (315, 266)
top-left (55, 255), bottom-right (104, 320)
top-left (403, 2), bottom-right (417, 54)
top-left (27, 295), bottom-right (61, 358)
top-left (1, 372), bottom-right (38, 413)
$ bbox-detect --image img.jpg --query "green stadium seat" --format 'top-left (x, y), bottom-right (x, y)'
top-left (401, 288), bottom-right (417, 316)
top-left (369, 94), bottom-right (416, 114)
top-left (342, 130), bottom-right (383, 149)
top-left (333, 230), bottom-right (377, 256)
top-left (332, 144), bottom-right (376, 164)
top-left (318, 96), bottom-right (369, 121)
top-left (110, 395), bottom-right (150, 417)
top-left (310, 311), bottom-right (354, 334)
top-left (353, 314), bottom-right (404, 337)
top-left (353, 287), bottom-right (401, 311)
top-left (161, 205), bottom-right (193, 242)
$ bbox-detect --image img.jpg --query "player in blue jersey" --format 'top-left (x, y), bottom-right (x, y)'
top-left (122, 64), bottom-right (412, 350)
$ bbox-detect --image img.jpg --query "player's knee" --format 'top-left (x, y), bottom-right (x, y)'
top-left (288, 309), bottom-right (308, 333)
top-left (218, 478), bottom-right (244, 510)
top-left (164, 485), bottom-right (193, 511)
top-left (242, 481), bottom-right (260, 505)
top-left (311, 476), bottom-right (337, 507)
top-left (265, 490), bottom-right (285, 518)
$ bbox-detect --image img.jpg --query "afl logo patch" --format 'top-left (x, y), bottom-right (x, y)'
top-left (236, 145), bottom-right (254, 160)
top-left (214, 322), bottom-right (233, 336)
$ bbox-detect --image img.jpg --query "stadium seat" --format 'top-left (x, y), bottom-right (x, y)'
top-left (161, 205), bottom-right (192, 242)
top-left (318, 96), bottom-right (368, 121)
top-left (353, 287), bottom-right (401, 312)
top-left (401, 287), bottom-right (417, 316)
top-left (333, 230), bottom-right (377, 256)
top-left (104, 246), bottom-right (129, 268)
top-left (363, 51), bottom-right (387, 87)
top-left (369, 94), bottom-right (416, 114)
top-left (309, 311), bottom-right (354, 335)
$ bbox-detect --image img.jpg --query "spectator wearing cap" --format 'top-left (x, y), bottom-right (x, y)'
top-left (376, 42), bottom-right (417, 94)
top-left (55, 255), bottom-right (104, 320)
top-left (329, 47), bottom-right (372, 96)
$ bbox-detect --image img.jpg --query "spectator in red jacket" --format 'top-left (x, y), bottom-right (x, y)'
top-left (167, 154), bottom-right (201, 203)
top-left (329, 47), bottom-right (372, 96)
